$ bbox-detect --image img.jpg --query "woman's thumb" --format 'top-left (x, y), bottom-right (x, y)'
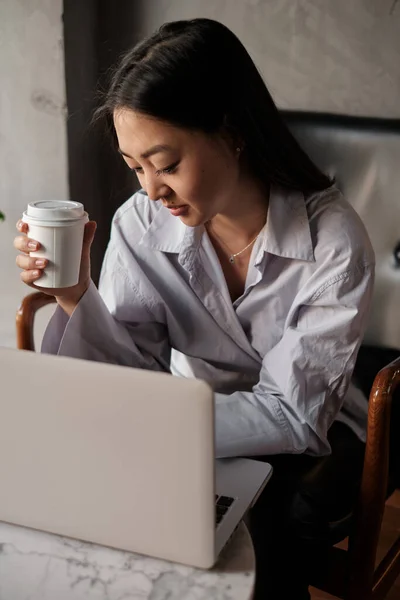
top-left (83, 220), bottom-right (97, 248)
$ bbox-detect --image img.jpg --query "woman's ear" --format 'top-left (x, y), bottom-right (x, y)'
top-left (221, 115), bottom-right (244, 158)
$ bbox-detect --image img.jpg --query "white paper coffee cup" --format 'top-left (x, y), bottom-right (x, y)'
top-left (22, 200), bottom-right (89, 288)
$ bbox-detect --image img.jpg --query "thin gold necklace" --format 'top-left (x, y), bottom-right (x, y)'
top-left (209, 226), bottom-right (261, 264)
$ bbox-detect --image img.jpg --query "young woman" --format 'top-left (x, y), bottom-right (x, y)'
top-left (15, 18), bottom-right (374, 599)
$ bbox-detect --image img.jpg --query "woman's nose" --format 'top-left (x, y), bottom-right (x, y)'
top-left (145, 174), bottom-right (171, 202)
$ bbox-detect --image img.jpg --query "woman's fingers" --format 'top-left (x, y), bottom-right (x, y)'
top-left (20, 269), bottom-right (44, 285)
top-left (14, 220), bottom-right (40, 254)
top-left (16, 255), bottom-right (48, 270)
top-left (16, 254), bottom-right (48, 285)
top-left (16, 220), bottom-right (29, 234)
top-left (14, 220), bottom-right (44, 288)
top-left (13, 235), bottom-right (40, 254)
top-left (82, 221), bottom-right (97, 249)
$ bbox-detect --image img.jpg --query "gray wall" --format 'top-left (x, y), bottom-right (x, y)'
top-left (0, 0), bottom-right (67, 348)
top-left (139, 0), bottom-right (400, 118)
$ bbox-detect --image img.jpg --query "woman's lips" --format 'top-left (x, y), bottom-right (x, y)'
top-left (166, 205), bottom-right (189, 217)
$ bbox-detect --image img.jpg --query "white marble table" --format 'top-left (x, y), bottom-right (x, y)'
top-left (0, 520), bottom-right (255, 600)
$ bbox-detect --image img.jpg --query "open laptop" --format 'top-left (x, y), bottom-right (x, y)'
top-left (0, 347), bottom-right (272, 568)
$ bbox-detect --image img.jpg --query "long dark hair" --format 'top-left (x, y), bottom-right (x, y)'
top-left (96, 18), bottom-right (332, 193)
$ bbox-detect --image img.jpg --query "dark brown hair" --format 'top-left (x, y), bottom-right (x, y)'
top-left (95, 18), bottom-right (332, 192)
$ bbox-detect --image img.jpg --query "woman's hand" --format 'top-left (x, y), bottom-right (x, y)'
top-left (14, 219), bottom-right (97, 316)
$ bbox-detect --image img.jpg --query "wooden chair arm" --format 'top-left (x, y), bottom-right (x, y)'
top-left (347, 356), bottom-right (400, 600)
top-left (16, 292), bottom-right (57, 351)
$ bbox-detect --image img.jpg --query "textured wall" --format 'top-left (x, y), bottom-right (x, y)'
top-left (139, 0), bottom-right (400, 118)
top-left (0, 0), bottom-right (67, 347)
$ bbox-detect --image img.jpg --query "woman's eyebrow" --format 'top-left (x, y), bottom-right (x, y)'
top-left (118, 144), bottom-right (172, 160)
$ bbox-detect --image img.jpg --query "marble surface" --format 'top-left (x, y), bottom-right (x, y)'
top-left (0, 520), bottom-right (255, 600)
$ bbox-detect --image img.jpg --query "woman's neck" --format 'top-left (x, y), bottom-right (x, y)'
top-left (209, 176), bottom-right (269, 244)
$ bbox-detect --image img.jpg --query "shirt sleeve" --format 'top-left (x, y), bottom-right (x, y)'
top-left (41, 250), bottom-right (171, 373)
top-left (214, 261), bottom-right (374, 458)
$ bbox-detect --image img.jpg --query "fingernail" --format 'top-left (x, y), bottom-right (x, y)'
top-left (35, 259), bottom-right (46, 267)
top-left (32, 270), bottom-right (40, 277)
top-left (28, 242), bottom-right (38, 250)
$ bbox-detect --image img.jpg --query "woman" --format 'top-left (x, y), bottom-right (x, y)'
top-left (15, 18), bottom-right (374, 599)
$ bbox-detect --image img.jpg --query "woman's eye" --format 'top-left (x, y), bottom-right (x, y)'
top-left (156, 161), bottom-right (179, 176)
top-left (130, 161), bottom-right (179, 176)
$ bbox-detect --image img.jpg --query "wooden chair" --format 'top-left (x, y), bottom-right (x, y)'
top-left (16, 291), bottom-right (56, 352)
top-left (16, 291), bottom-right (400, 599)
top-left (310, 356), bottom-right (400, 600)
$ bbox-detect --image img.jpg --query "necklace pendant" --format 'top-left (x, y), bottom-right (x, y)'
top-left (229, 255), bottom-right (235, 264)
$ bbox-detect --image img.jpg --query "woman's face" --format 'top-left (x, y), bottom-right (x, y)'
top-left (113, 109), bottom-right (241, 227)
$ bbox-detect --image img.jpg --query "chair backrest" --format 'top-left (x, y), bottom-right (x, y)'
top-left (16, 293), bottom-right (57, 352)
top-left (283, 111), bottom-right (400, 350)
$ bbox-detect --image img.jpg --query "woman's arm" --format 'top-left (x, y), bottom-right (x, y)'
top-left (214, 261), bottom-right (374, 458)
top-left (41, 248), bottom-right (171, 373)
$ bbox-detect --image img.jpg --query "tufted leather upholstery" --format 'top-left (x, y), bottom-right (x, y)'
top-left (283, 111), bottom-right (400, 351)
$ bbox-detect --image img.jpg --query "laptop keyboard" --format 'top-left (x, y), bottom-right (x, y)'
top-left (215, 494), bottom-right (235, 526)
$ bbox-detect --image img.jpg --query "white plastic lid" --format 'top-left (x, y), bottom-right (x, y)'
top-left (26, 200), bottom-right (85, 221)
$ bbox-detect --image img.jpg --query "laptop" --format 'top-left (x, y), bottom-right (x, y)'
top-left (0, 347), bottom-right (272, 568)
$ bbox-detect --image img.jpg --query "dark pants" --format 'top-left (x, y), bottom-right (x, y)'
top-left (249, 421), bottom-right (365, 600)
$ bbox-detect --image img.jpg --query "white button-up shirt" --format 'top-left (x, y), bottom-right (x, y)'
top-left (42, 185), bottom-right (375, 458)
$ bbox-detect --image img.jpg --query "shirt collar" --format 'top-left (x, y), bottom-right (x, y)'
top-left (139, 185), bottom-right (315, 262)
top-left (260, 185), bottom-right (315, 262)
top-left (139, 200), bottom-right (191, 253)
